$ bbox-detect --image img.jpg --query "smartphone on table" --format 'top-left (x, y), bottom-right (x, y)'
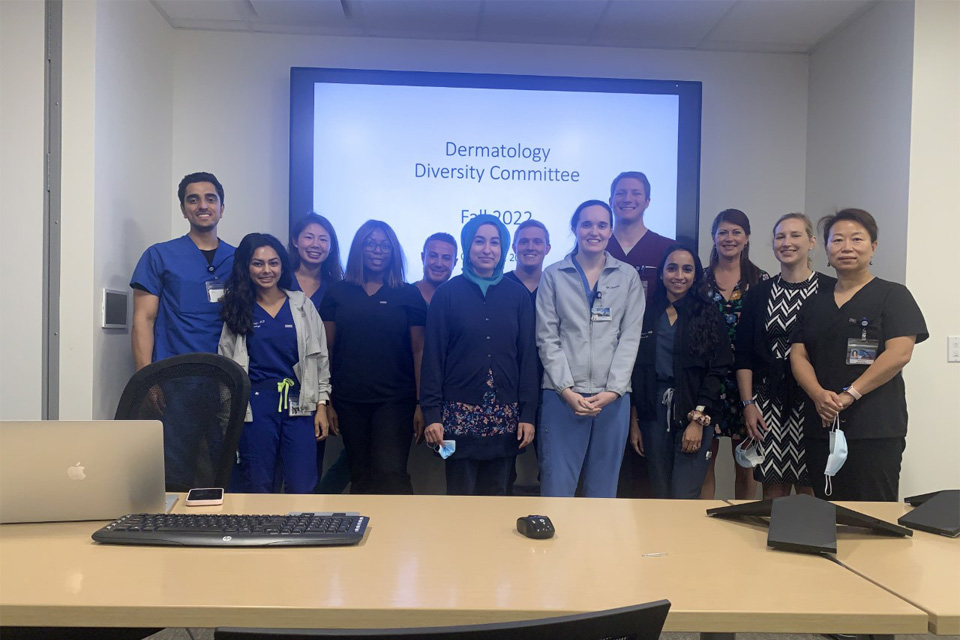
top-left (185, 487), bottom-right (224, 507)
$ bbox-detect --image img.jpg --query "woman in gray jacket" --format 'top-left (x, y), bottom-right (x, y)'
top-left (536, 200), bottom-right (645, 497)
top-left (218, 233), bottom-right (332, 493)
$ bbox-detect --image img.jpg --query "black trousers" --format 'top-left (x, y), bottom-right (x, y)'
top-left (805, 435), bottom-right (906, 502)
top-left (334, 398), bottom-right (415, 495)
top-left (446, 457), bottom-right (514, 496)
top-left (617, 443), bottom-right (652, 498)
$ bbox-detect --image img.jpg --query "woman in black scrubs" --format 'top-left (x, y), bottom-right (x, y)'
top-left (790, 209), bottom-right (927, 501)
top-left (319, 220), bottom-right (427, 494)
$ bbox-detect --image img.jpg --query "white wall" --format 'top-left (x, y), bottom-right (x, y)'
top-left (169, 32), bottom-right (809, 276)
top-left (902, 0), bottom-right (960, 497)
top-left (59, 0), bottom-right (174, 419)
top-left (91, 0), bottom-right (174, 418)
top-left (59, 0), bottom-right (98, 419)
top-left (805, 0), bottom-right (915, 282)
top-left (0, 0), bottom-right (46, 419)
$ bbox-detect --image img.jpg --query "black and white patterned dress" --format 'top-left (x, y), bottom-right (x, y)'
top-left (754, 274), bottom-right (821, 485)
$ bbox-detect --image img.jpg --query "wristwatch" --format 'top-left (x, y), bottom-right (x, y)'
top-left (742, 397), bottom-right (756, 408)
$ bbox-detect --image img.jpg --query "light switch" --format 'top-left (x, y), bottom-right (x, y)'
top-left (949, 336), bottom-right (960, 363)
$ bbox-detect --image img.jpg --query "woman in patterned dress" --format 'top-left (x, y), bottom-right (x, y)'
top-left (701, 209), bottom-right (768, 500)
top-left (420, 215), bottom-right (538, 495)
top-left (734, 214), bottom-right (835, 499)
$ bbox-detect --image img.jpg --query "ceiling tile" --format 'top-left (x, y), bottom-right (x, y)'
top-left (594, 0), bottom-right (735, 49)
top-left (248, 0), bottom-right (350, 26)
top-left (358, 0), bottom-right (483, 39)
top-left (478, 0), bottom-right (608, 45)
top-left (153, 0), bottom-right (253, 22)
top-left (702, 0), bottom-right (872, 50)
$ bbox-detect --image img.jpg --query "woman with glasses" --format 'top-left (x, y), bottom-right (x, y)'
top-left (421, 214), bottom-right (538, 495)
top-left (318, 220), bottom-right (427, 494)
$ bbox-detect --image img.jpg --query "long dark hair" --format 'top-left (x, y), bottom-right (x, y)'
top-left (652, 244), bottom-right (722, 359)
top-left (344, 220), bottom-right (406, 288)
top-left (708, 208), bottom-right (762, 288)
top-left (288, 212), bottom-right (344, 282)
top-left (221, 233), bottom-right (294, 336)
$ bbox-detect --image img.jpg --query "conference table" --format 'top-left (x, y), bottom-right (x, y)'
top-left (0, 494), bottom-right (930, 634)
top-left (831, 500), bottom-right (960, 635)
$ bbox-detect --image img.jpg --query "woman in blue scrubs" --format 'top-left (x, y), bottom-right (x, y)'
top-left (218, 233), bottom-right (331, 493)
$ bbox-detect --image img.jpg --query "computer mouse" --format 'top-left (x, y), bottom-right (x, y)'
top-left (517, 515), bottom-right (555, 539)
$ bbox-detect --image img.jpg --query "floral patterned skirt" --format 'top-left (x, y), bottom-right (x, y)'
top-left (440, 370), bottom-right (519, 460)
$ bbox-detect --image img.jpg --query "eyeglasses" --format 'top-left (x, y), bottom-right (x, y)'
top-left (362, 240), bottom-right (393, 253)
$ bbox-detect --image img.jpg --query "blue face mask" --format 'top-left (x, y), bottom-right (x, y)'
top-left (734, 438), bottom-right (765, 468)
top-left (430, 440), bottom-right (456, 460)
top-left (824, 415), bottom-right (848, 497)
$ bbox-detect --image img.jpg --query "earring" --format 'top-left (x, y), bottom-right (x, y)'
top-left (870, 259), bottom-right (873, 265)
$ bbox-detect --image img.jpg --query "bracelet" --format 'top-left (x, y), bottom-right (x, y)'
top-left (844, 386), bottom-right (862, 401)
top-left (686, 410), bottom-right (712, 427)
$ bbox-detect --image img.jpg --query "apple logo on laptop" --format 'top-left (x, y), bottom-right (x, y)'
top-left (67, 462), bottom-right (86, 481)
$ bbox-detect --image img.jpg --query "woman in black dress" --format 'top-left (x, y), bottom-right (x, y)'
top-left (790, 209), bottom-right (926, 501)
top-left (735, 213), bottom-right (834, 499)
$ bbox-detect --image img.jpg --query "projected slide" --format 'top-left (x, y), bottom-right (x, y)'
top-left (291, 70), bottom-right (701, 283)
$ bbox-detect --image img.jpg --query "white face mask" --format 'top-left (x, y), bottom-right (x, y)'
top-left (734, 438), bottom-right (765, 468)
top-left (824, 415), bottom-right (848, 497)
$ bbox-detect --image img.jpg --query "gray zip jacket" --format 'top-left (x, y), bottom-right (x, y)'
top-left (218, 289), bottom-right (331, 421)
top-left (536, 252), bottom-right (645, 397)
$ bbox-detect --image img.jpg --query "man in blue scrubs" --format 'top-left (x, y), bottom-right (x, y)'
top-left (130, 172), bottom-right (236, 489)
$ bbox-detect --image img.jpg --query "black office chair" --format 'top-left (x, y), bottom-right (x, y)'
top-left (214, 601), bottom-right (671, 640)
top-left (115, 352), bottom-right (249, 493)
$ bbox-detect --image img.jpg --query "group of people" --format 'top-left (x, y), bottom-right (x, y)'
top-left (131, 171), bottom-right (927, 503)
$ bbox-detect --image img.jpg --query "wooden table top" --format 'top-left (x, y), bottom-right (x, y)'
top-left (0, 494), bottom-right (927, 633)
top-left (831, 500), bottom-right (960, 635)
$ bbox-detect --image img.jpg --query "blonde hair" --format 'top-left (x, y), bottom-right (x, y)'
top-left (773, 213), bottom-right (815, 268)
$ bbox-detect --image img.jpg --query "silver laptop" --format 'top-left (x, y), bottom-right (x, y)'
top-left (0, 420), bottom-right (166, 524)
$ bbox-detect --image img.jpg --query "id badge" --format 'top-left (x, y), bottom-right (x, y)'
top-left (846, 339), bottom-right (879, 365)
top-left (288, 396), bottom-right (313, 417)
top-left (591, 306), bottom-right (612, 322)
top-left (205, 279), bottom-right (225, 303)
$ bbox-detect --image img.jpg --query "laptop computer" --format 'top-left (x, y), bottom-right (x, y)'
top-left (0, 420), bottom-right (166, 524)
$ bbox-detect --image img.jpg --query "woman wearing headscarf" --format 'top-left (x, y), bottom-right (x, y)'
top-left (421, 215), bottom-right (538, 496)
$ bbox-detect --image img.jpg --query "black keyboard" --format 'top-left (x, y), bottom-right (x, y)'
top-left (91, 512), bottom-right (368, 547)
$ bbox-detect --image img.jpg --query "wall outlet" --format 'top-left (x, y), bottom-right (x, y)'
top-left (949, 336), bottom-right (960, 363)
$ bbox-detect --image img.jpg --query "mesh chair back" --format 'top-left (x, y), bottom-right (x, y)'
top-left (115, 352), bottom-right (249, 493)
top-left (214, 600), bottom-right (671, 640)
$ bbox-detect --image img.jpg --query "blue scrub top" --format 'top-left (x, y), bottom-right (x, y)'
top-left (247, 299), bottom-right (299, 383)
top-left (130, 235), bottom-right (235, 361)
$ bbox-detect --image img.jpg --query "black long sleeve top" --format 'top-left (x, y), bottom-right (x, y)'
top-left (421, 275), bottom-right (539, 426)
